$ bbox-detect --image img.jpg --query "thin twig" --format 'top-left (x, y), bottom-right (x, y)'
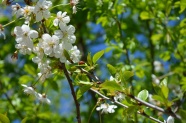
top-left (90, 88), bottom-right (164, 123)
top-left (81, 68), bottom-right (181, 120)
top-left (4, 93), bottom-right (23, 119)
top-left (60, 63), bottom-right (81, 123)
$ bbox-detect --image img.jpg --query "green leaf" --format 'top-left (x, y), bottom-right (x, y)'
top-left (121, 71), bottom-right (134, 82)
top-left (107, 64), bottom-right (116, 76)
top-left (140, 11), bottom-right (153, 20)
top-left (161, 85), bottom-right (169, 99)
top-left (48, 81), bottom-right (59, 92)
top-left (152, 95), bottom-right (164, 103)
top-left (63, 49), bottom-right (71, 62)
top-left (100, 81), bottom-right (123, 92)
top-left (0, 114), bottom-right (10, 123)
top-left (21, 117), bottom-right (28, 123)
top-left (79, 81), bottom-right (93, 86)
top-left (87, 52), bottom-right (92, 66)
top-left (160, 51), bottom-right (171, 61)
top-left (19, 75), bottom-right (34, 84)
top-left (93, 50), bottom-right (104, 64)
top-left (137, 90), bottom-right (149, 101)
top-left (126, 106), bottom-right (138, 116)
top-left (24, 64), bottom-right (36, 76)
top-left (77, 84), bottom-right (92, 100)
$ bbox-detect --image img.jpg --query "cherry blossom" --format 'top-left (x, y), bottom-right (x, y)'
top-left (14, 24), bottom-right (38, 50)
top-left (11, 3), bottom-right (24, 18)
top-left (36, 93), bottom-right (51, 104)
top-left (54, 23), bottom-right (76, 44)
top-left (21, 84), bottom-right (36, 95)
top-left (41, 34), bottom-right (59, 56)
top-left (33, 0), bottom-right (52, 22)
top-left (53, 11), bottom-right (70, 26)
top-left (96, 103), bottom-right (117, 114)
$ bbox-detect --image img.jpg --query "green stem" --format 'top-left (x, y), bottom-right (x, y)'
top-left (3, 17), bottom-right (24, 28)
top-left (50, 3), bottom-right (70, 10)
top-left (88, 103), bottom-right (98, 123)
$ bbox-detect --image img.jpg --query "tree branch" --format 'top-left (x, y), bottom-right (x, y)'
top-left (4, 93), bottom-right (23, 119)
top-left (80, 68), bottom-right (181, 120)
top-left (90, 88), bottom-right (164, 123)
top-left (60, 63), bottom-right (81, 123)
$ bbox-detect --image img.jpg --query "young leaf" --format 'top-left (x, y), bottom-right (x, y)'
top-left (63, 49), bottom-right (71, 62)
top-left (77, 85), bottom-right (92, 100)
top-left (107, 64), bottom-right (116, 76)
top-left (137, 90), bottom-right (149, 101)
top-left (161, 85), bottom-right (169, 99)
top-left (87, 52), bottom-right (92, 66)
top-left (0, 114), bottom-right (10, 123)
top-left (100, 81), bottom-right (123, 92)
top-left (93, 50), bottom-right (104, 64)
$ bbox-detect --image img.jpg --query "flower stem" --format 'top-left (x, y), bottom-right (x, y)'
top-left (50, 3), bottom-right (70, 10)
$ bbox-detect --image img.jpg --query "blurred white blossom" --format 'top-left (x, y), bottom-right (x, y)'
top-left (21, 84), bottom-right (36, 95)
top-left (154, 61), bottom-right (163, 72)
top-left (96, 103), bottom-right (117, 113)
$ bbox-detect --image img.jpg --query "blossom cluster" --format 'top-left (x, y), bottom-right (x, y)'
top-left (11, 0), bottom-right (80, 104)
top-left (21, 84), bottom-right (51, 104)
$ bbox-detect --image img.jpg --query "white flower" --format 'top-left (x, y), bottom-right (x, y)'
top-left (114, 92), bottom-right (125, 101)
top-left (36, 93), bottom-right (51, 104)
top-left (15, 44), bottom-right (32, 55)
top-left (21, 84), bottom-right (36, 95)
top-left (22, 6), bottom-right (35, 24)
top-left (151, 74), bottom-right (160, 85)
top-left (166, 116), bottom-right (174, 123)
top-left (54, 23), bottom-right (76, 44)
top-left (96, 103), bottom-right (117, 114)
top-left (11, 3), bottom-right (24, 18)
top-left (14, 24), bottom-right (38, 50)
top-left (53, 11), bottom-right (70, 26)
top-left (54, 43), bottom-right (67, 63)
top-left (37, 59), bottom-right (52, 82)
top-left (33, 41), bottom-right (45, 59)
top-left (154, 61), bottom-right (163, 72)
top-left (33, 0), bottom-right (52, 22)
top-left (69, 46), bottom-right (81, 63)
top-left (41, 34), bottom-right (59, 56)
top-left (70, 0), bottom-right (79, 14)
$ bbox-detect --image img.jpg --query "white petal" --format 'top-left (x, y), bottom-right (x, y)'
top-left (36, 12), bottom-right (43, 22)
top-left (22, 25), bottom-right (30, 33)
top-left (57, 11), bottom-right (62, 17)
top-left (54, 30), bottom-right (63, 39)
top-left (29, 30), bottom-right (38, 38)
top-left (14, 26), bottom-right (23, 36)
top-left (53, 19), bottom-right (59, 26)
top-left (67, 25), bottom-right (75, 34)
top-left (42, 33), bottom-right (52, 42)
top-left (63, 16), bottom-right (70, 23)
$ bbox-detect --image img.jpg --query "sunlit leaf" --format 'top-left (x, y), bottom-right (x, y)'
top-left (0, 114), bottom-right (10, 123)
top-left (93, 50), bottom-right (104, 64)
top-left (87, 52), bottom-right (92, 66)
top-left (137, 90), bottom-right (149, 101)
top-left (77, 84), bottom-right (92, 100)
top-left (161, 85), bottom-right (169, 99)
top-left (100, 81), bottom-right (123, 92)
top-left (24, 64), bottom-right (36, 76)
top-left (107, 64), bottom-right (116, 76)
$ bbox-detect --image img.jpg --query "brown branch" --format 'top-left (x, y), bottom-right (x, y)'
top-left (60, 63), bottom-right (81, 123)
